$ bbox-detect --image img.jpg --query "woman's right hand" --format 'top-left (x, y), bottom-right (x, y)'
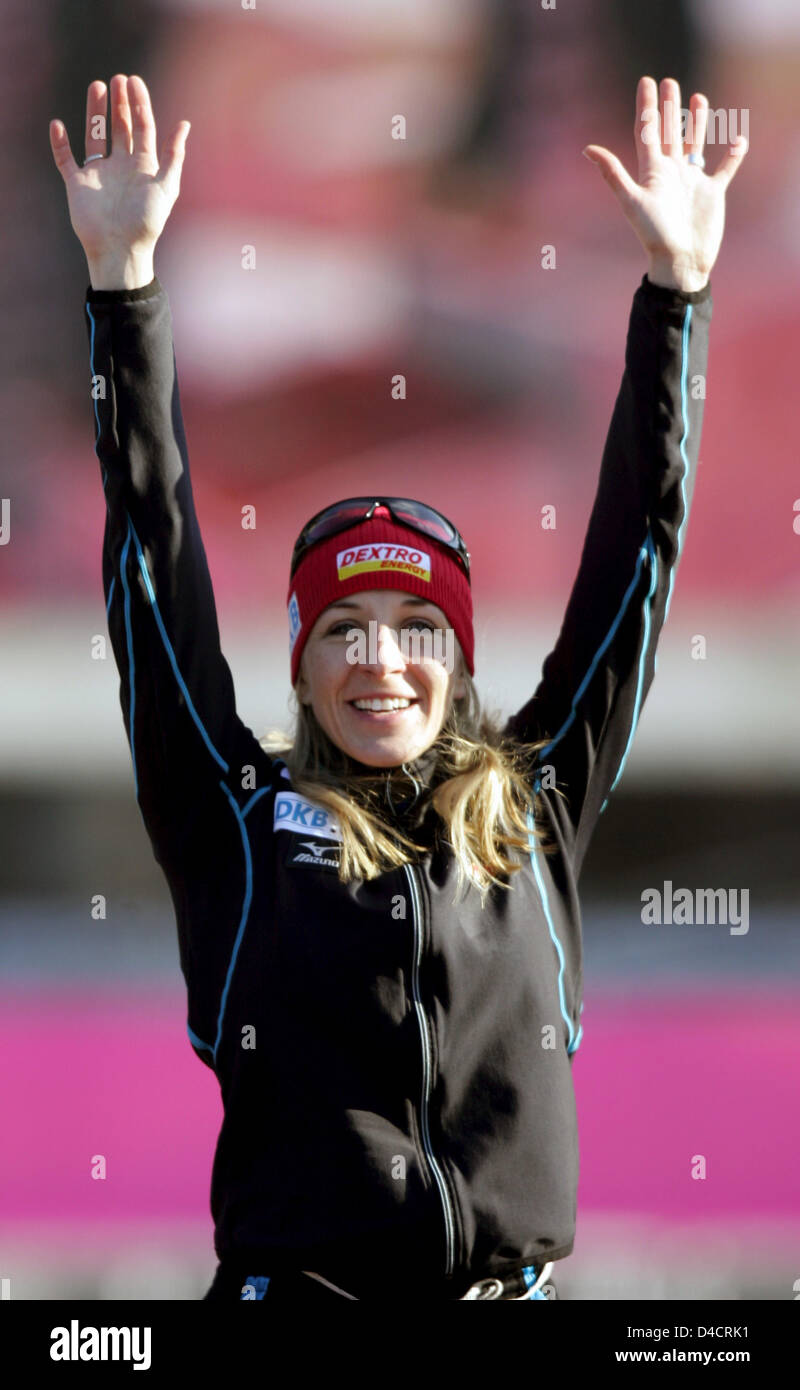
top-left (49, 74), bottom-right (190, 289)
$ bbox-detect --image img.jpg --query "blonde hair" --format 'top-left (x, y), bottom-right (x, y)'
top-left (259, 674), bottom-right (565, 906)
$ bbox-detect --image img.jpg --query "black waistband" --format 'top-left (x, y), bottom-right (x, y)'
top-left (205, 1258), bottom-right (546, 1302)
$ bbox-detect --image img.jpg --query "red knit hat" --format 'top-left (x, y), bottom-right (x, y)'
top-left (286, 511), bottom-right (474, 685)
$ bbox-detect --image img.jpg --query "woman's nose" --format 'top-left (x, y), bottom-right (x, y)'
top-left (363, 622), bottom-right (405, 670)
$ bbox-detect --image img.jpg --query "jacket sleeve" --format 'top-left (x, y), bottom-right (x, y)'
top-left (85, 276), bottom-right (276, 875)
top-left (505, 273), bottom-right (712, 880)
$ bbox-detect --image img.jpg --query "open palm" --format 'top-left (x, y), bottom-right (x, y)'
top-left (584, 76), bottom-right (747, 290)
top-left (49, 74), bottom-right (190, 264)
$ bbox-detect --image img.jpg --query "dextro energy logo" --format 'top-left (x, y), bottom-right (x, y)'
top-left (336, 543), bottom-right (431, 583)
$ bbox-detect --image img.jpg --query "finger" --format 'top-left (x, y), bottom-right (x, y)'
top-left (710, 135), bottom-right (748, 190)
top-left (660, 76), bottom-right (682, 159)
top-left (686, 92), bottom-right (708, 162)
top-left (49, 119), bottom-right (80, 181)
top-left (109, 72), bottom-right (132, 155)
top-left (583, 145), bottom-right (641, 207)
top-left (155, 120), bottom-right (191, 195)
top-left (128, 74), bottom-right (157, 161)
top-left (84, 80), bottom-right (108, 162)
top-left (635, 74), bottom-right (661, 174)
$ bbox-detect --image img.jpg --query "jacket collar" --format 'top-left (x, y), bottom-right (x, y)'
top-left (337, 743), bottom-right (441, 828)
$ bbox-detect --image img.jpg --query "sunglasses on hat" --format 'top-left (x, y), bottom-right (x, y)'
top-left (290, 497), bottom-right (471, 583)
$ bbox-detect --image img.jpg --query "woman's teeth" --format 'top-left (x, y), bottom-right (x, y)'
top-left (352, 698), bottom-right (413, 711)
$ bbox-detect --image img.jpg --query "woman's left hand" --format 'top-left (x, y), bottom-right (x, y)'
top-left (583, 75), bottom-right (748, 293)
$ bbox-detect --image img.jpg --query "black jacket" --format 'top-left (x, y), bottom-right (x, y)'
top-left (84, 271), bottom-right (711, 1299)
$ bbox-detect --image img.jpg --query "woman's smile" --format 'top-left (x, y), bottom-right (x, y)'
top-left (347, 692), bottom-right (420, 721)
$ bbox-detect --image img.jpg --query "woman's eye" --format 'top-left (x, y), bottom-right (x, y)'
top-left (327, 620), bottom-right (437, 635)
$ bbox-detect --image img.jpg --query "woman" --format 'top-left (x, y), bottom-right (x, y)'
top-left (50, 73), bottom-right (745, 1302)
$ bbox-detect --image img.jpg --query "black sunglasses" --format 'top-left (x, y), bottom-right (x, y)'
top-left (290, 497), bottom-right (471, 582)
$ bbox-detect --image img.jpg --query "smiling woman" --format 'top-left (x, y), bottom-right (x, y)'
top-left (254, 495), bottom-right (561, 897)
top-left (261, 577), bottom-right (559, 896)
top-left (54, 71), bottom-right (745, 1302)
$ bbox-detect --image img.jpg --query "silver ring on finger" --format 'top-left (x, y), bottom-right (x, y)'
top-left (687, 152), bottom-right (705, 168)
top-left (84, 153), bottom-right (106, 165)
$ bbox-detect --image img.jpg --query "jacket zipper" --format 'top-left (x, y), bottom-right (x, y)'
top-left (403, 861), bottom-right (457, 1276)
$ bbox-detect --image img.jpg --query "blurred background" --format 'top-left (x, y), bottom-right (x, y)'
top-left (1, 0), bottom-right (799, 1300)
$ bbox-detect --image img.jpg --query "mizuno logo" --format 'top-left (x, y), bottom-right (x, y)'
top-left (291, 847), bottom-right (340, 869)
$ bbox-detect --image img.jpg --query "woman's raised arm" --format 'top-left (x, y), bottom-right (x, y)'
top-left (51, 78), bottom-right (276, 881)
top-left (506, 77), bottom-right (747, 880)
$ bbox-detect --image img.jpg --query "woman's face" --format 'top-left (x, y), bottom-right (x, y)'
top-left (295, 588), bottom-right (466, 767)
